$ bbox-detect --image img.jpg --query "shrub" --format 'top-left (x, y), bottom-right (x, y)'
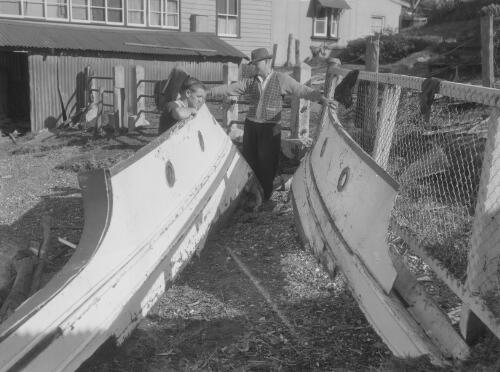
top-left (427, 0), bottom-right (500, 25)
top-left (339, 34), bottom-right (438, 65)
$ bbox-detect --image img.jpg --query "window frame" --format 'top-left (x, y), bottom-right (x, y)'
top-left (45, 0), bottom-right (69, 21)
top-left (370, 15), bottom-right (385, 35)
top-left (105, 0), bottom-right (124, 25)
top-left (23, 0), bottom-right (45, 19)
top-left (313, 15), bottom-right (327, 38)
top-left (216, 0), bottom-right (240, 38)
top-left (126, 0), bottom-right (145, 26)
top-left (148, 0), bottom-right (180, 29)
top-left (312, 8), bottom-right (340, 40)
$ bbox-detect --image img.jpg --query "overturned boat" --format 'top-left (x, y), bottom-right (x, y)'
top-left (0, 104), bottom-right (256, 371)
top-left (291, 110), bottom-right (469, 365)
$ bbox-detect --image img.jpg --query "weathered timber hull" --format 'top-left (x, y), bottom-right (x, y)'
top-left (291, 111), bottom-right (469, 364)
top-left (0, 105), bottom-right (256, 371)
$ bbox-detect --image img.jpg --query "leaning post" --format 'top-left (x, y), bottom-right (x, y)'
top-left (355, 37), bottom-right (379, 152)
top-left (295, 39), bottom-right (301, 66)
top-left (130, 65), bottom-right (150, 130)
top-left (113, 65), bottom-right (125, 130)
top-left (290, 63), bottom-right (311, 139)
top-left (286, 33), bottom-right (293, 67)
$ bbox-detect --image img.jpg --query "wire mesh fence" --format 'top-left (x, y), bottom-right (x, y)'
top-left (338, 80), bottom-right (491, 283)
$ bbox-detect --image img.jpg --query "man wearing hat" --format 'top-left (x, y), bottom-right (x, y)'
top-left (208, 47), bottom-right (335, 208)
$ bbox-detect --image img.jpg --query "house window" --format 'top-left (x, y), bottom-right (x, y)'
top-left (90, 0), bottom-right (105, 22)
top-left (313, 8), bottom-right (339, 39)
top-left (127, 0), bottom-right (145, 25)
top-left (313, 16), bottom-right (327, 37)
top-left (47, 0), bottom-right (68, 19)
top-left (0, 0), bottom-right (22, 16)
top-left (149, 0), bottom-right (179, 28)
top-left (371, 15), bottom-right (385, 34)
top-left (217, 0), bottom-right (239, 37)
top-left (0, 0), bottom-right (127, 23)
top-left (71, 0), bottom-right (88, 20)
top-left (107, 0), bottom-right (123, 23)
top-left (24, 0), bottom-right (45, 17)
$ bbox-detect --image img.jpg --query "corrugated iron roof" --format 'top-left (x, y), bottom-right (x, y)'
top-left (0, 19), bottom-right (247, 60)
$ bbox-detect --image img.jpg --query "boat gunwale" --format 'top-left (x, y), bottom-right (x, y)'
top-left (325, 110), bottom-right (399, 192)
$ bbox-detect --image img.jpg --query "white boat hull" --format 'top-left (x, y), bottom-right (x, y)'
top-left (0, 105), bottom-right (256, 371)
top-left (291, 111), bottom-right (469, 364)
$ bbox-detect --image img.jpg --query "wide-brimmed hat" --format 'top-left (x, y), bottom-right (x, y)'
top-left (249, 48), bottom-right (273, 64)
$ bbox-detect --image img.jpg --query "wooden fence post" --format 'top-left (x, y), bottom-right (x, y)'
top-left (130, 65), bottom-right (150, 130)
top-left (373, 85), bottom-right (401, 170)
top-left (320, 58), bottom-right (343, 129)
top-left (113, 65), bottom-right (125, 130)
top-left (272, 43), bottom-right (278, 68)
top-left (295, 39), bottom-right (301, 66)
top-left (290, 63), bottom-right (311, 139)
top-left (481, 13), bottom-right (495, 88)
top-left (97, 87), bottom-right (104, 130)
top-left (223, 62), bottom-right (240, 141)
top-left (281, 62), bottom-right (313, 160)
top-left (355, 38), bottom-right (379, 153)
top-left (459, 107), bottom-right (500, 342)
top-left (286, 33), bottom-right (293, 67)
top-left (84, 66), bottom-right (97, 109)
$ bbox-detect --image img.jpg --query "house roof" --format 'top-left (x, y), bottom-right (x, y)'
top-left (0, 19), bottom-right (247, 61)
top-left (307, 0), bottom-right (350, 17)
top-left (317, 0), bottom-right (351, 9)
top-left (390, 0), bottom-right (411, 7)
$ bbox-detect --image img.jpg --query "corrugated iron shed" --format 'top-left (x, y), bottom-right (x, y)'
top-left (0, 19), bottom-right (247, 61)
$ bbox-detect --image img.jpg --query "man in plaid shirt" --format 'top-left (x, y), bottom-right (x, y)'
top-left (209, 47), bottom-right (335, 209)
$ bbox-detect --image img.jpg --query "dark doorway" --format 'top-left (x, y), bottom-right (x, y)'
top-left (0, 51), bottom-right (30, 133)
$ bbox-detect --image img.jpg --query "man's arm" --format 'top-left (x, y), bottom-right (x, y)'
top-left (277, 72), bottom-right (334, 107)
top-left (208, 79), bottom-right (252, 99)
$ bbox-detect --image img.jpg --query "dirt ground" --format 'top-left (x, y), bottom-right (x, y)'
top-left (1, 78), bottom-right (500, 371)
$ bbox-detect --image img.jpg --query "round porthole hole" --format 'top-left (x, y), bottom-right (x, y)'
top-left (337, 167), bottom-right (350, 192)
top-left (198, 131), bottom-right (205, 152)
top-left (320, 138), bottom-right (328, 157)
top-left (165, 160), bottom-right (176, 187)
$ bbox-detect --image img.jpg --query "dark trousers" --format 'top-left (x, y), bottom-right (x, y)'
top-left (242, 119), bottom-right (281, 200)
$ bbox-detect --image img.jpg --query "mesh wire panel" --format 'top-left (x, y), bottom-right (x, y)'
top-left (339, 82), bottom-right (489, 282)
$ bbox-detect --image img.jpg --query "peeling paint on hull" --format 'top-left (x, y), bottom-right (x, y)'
top-left (0, 105), bottom-right (256, 372)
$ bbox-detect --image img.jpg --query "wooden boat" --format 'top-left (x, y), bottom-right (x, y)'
top-left (0, 104), bottom-right (257, 371)
top-left (291, 110), bottom-right (469, 365)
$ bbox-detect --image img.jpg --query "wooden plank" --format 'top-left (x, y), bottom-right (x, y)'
top-left (460, 107), bottom-right (500, 341)
top-left (290, 63), bottom-right (311, 140)
top-left (391, 220), bottom-right (500, 342)
top-left (373, 85), bottom-right (401, 169)
top-left (390, 248), bottom-right (470, 360)
top-left (481, 14), bottom-right (495, 88)
top-left (332, 67), bottom-right (500, 107)
top-left (295, 39), bottom-right (300, 66)
top-left (223, 62), bottom-right (240, 141)
top-left (286, 33), bottom-right (293, 67)
top-left (113, 65), bottom-right (125, 130)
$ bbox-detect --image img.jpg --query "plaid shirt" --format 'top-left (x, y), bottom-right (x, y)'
top-left (209, 71), bottom-right (323, 123)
